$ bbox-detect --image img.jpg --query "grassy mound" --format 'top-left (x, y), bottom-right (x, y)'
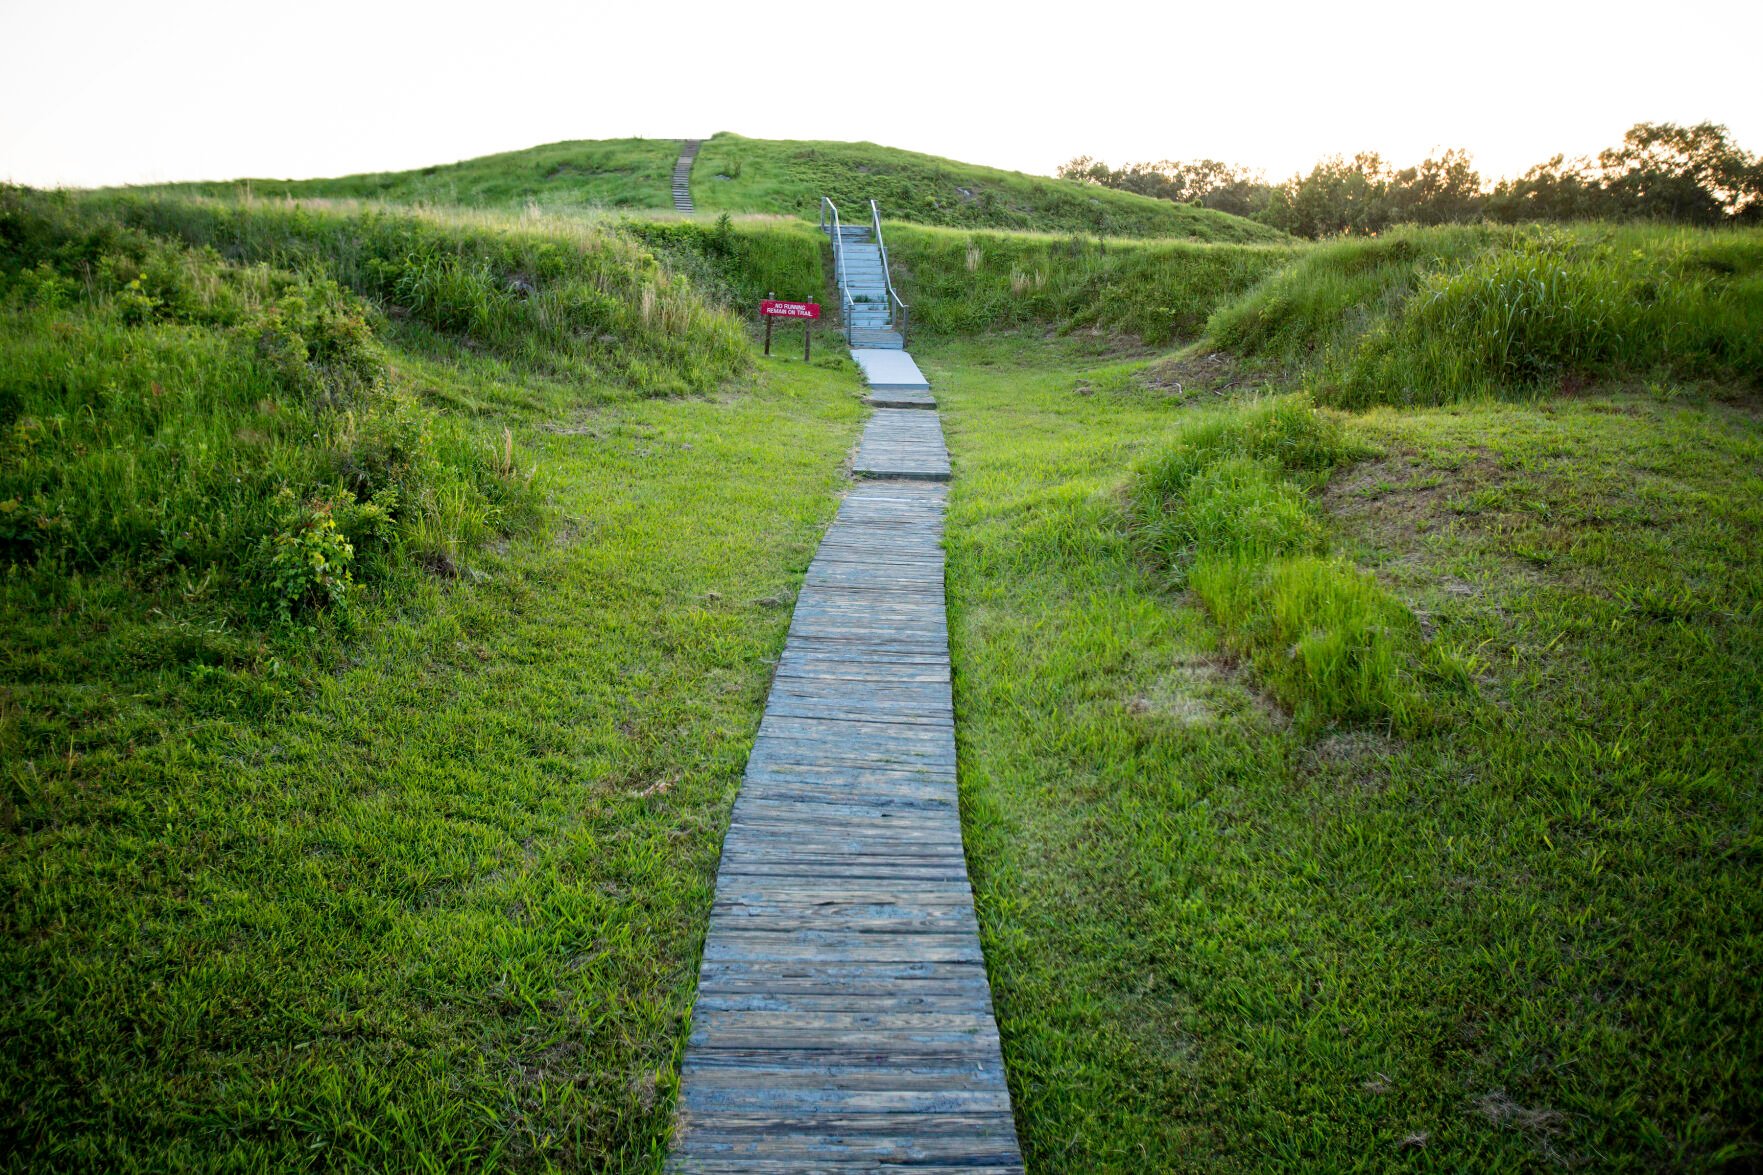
top-left (885, 225), bottom-right (1293, 342)
top-left (130, 133), bottom-right (1289, 241)
top-left (693, 134), bottom-right (1289, 240)
top-left (139, 138), bottom-right (682, 211)
top-left (1131, 395), bottom-right (1460, 728)
top-left (1204, 222), bottom-right (1763, 406)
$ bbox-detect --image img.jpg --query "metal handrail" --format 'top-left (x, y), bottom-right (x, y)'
top-left (869, 199), bottom-right (910, 346)
top-left (820, 196), bottom-right (856, 345)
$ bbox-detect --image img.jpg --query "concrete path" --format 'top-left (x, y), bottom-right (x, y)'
top-left (853, 349), bottom-right (935, 409)
top-left (668, 359), bottom-right (1022, 1172)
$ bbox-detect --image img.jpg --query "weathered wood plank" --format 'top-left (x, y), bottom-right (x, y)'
top-left (668, 404), bottom-right (1020, 1171)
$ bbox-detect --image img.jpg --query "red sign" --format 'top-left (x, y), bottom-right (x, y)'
top-left (760, 300), bottom-right (821, 320)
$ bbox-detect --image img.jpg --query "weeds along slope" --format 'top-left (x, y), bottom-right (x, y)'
top-left (0, 187), bottom-right (540, 631)
top-left (96, 195), bottom-right (751, 396)
top-left (620, 215), bottom-right (828, 309)
top-left (1205, 222), bottom-right (1763, 406)
top-left (886, 225), bottom-right (1295, 343)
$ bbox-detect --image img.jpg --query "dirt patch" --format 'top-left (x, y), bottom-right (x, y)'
top-left (1474, 1089), bottom-right (1564, 1135)
top-left (1301, 728), bottom-right (1404, 793)
top-left (1324, 448), bottom-right (1505, 538)
top-left (1116, 350), bottom-right (1277, 405)
top-left (1126, 655), bottom-right (1228, 728)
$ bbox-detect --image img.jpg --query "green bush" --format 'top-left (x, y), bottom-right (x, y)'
top-left (257, 498), bottom-right (355, 621)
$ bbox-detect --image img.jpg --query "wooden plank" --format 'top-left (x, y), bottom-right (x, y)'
top-left (668, 406), bottom-right (1020, 1170)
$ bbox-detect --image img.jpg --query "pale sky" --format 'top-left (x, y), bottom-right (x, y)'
top-left (3, 0), bottom-right (1760, 190)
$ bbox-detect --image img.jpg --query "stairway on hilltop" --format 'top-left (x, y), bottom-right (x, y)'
top-left (672, 140), bottom-right (701, 213)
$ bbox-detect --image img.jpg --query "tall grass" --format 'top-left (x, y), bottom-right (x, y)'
top-left (1206, 223), bottom-right (1763, 406)
top-left (0, 187), bottom-right (538, 622)
top-left (619, 215), bottom-right (827, 310)
top-left (94, 194), bottom-right (750, 397)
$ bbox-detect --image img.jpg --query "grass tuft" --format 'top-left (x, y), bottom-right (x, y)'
top-left (1132, 393), bottom-right (1424, 727)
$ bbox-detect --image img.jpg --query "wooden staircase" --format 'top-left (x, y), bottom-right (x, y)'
top-left (822, 199), bottom-right (909, 350)
top-left (673, 139), bottom-right (701, 213)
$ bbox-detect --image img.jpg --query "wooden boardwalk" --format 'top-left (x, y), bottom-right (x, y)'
top-left (853, 410), bottom-right (951, 482)
top-left (668, 401), bottom-right (1023, 1171)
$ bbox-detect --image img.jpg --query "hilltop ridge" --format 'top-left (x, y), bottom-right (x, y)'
top-left (128, 132), bottom-right (1288, 242)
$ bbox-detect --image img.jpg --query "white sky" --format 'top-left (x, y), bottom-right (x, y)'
top-left (3, 0), bottom-right (1760, 189)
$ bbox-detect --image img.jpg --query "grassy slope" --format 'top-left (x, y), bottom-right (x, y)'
top-left (1204, 222), bottom-right (1763, 406)
top-left (134, 139), bottom-right (683, 211)
top-left (885, 225), bottom-right (1294, 342)
top-left (927, 335), bottom-right (1760, 1169)
top-left (692, 134), bottom-right (1287, 240)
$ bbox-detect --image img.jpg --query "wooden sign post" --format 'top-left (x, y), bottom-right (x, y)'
top-left (760, 295), bottom-right (821, 359)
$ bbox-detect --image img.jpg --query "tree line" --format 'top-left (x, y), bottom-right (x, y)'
top-left (1059, 123), bottom-right (1763, 238)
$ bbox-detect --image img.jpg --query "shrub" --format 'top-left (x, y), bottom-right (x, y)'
top-left (257, 498), bottom-right (354, 621)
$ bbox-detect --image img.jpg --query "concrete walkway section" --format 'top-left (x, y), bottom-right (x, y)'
top-left (668, 354), bottom-right (1022, 1172)
top-left (853, 349), bottom-right (935, 409)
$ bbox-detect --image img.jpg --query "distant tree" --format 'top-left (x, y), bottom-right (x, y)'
top-left (1059, 156), bottom-right (1271, 217)
top-left (1485, 154), bottom-right (1604, 223)
top-left (1598, 122), bottom-right (1762, 223)
top-left (1262, 153), bottom-right (1395, 238)
top-left (1386, 149), bottom-right (1485, 225)
top-left (1065, 122), bottom-right (1761, 235)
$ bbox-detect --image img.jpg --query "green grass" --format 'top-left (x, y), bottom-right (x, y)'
top-left (693, 134), bottom-right (1289, 240)
top-left (133, 139), bottom-right (684, 212)
top-left (1203, 222), bottom-right (1763, 406)
top-left (2, 343), bottom-right (869, 1170)
top-left (924, 334), bottom-right (1762, 1169)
